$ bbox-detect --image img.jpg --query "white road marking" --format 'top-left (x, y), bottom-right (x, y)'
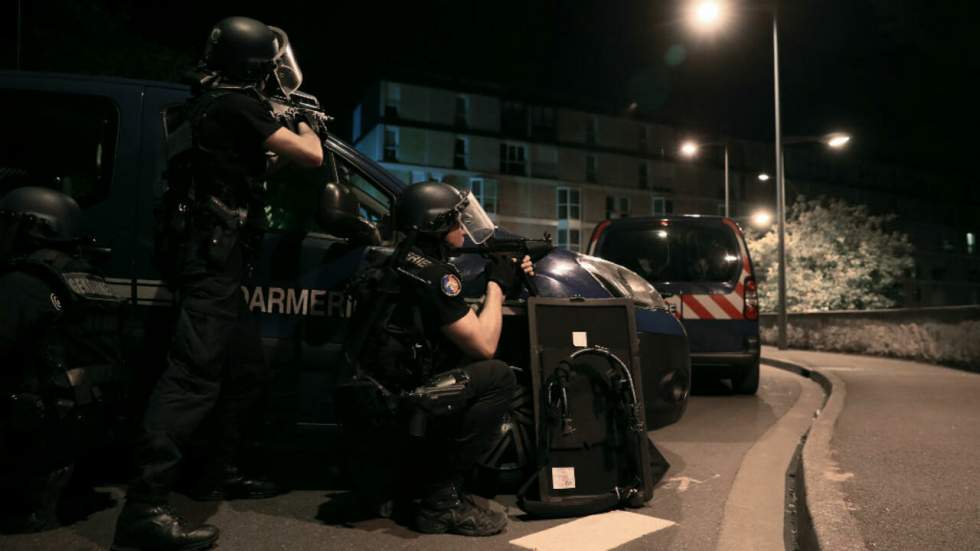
top-left (509, 510), bottom-right (675, 551)
top-left (664, 474), bottom-right (720, 492)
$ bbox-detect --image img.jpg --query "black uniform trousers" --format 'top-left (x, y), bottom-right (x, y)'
top-left (415, 359), bottom-right (516, 489)
top-left (128, 229), bottom-right (266, 504)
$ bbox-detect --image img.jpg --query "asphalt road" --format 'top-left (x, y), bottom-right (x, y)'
top-left (765, 348), bottom-right (980, 551)
top-left (1, 365), bottom-right (817, 551)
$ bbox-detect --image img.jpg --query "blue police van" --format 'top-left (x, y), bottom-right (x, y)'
top-left (0, 72), bottom-right (691, 471)
top-left (589, 215), bottom-right (761, 394)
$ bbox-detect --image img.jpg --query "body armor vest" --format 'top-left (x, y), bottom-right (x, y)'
top-left (4, 249), bottom-right (124, 421)
top-left (348, 247), bottom-right (463, 390)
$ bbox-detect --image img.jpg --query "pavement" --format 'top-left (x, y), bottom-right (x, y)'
top-left (761, 346), bottom-right (980, 551)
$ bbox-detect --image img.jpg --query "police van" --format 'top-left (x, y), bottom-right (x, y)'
top-left (0, 72), bottom-right (691, 470)
top-left (588, 215), bottom-right (761, 394)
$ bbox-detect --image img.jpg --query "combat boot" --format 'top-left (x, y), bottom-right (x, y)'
top-left (189, 464), bottom-right (282, 501)
top-left (111, 501), bottom-right (218, 551)
top-left (414, 482), bottom-right (507, 537)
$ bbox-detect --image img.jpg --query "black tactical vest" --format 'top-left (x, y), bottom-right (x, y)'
top-left (349, 247), bottom-right (464, 390)
top-left (6, 249), bottom-right (124, 410)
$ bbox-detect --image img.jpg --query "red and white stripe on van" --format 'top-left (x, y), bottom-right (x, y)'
top-left (667, 219), bottom-right (759, 321)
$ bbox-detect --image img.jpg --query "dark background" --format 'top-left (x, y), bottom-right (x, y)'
top-left (2, 0), bottom-right (977, 182)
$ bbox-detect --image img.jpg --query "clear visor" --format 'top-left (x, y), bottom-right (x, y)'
top-left (270, 27), bottom-right (303, 96)
top-left (456, 191), bottom-right (495, 244)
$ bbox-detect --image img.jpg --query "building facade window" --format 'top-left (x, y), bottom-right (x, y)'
top-left (385, 83), bottom-right (401, 118)
top-left (586, 155), bottom-right (597, 183)
top-left (455, 95), bottom-right (469, 128)
top-left (500, 142), bottom-right (527, 176)
top-left (383, 127), bottom-right (399, 162)
top-left (454, 137), bottom-right (468, 169)
top-left (606, 195), bottom-right (630, 219)
top-left (557, 187), bottom-right (581, 220)
top-left (651, 195), bottom-right (673, 215)
top-left (502, 101), bottom-right (528, 138)
top-left (556, 224), bottom-right (581, 252)
top-left (352, 104), bottom-right (362, 143)
top-left (530, 106), bottom-right (556, 140)
top-left (469, 177), bottom-right (498, 214)
top-left (638, 125), bottom-right (648, 152)
top-left (638, 161), bottom-right (648, 188)
top-left (586, 116), bottom-right (597, 145)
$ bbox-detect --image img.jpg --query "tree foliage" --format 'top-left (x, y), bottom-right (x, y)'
top-left (747, 197), bottom-right (914, 312)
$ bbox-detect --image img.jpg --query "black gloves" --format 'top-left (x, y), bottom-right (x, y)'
top-left (486, 253), bottom-right (520, 295)
top-left (295, 110), bottom-right (321, 134)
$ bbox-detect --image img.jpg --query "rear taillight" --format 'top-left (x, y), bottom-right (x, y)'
top-left (744, 278), bottom-right (759, 320)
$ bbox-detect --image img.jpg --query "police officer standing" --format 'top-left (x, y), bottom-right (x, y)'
top-left (112, 16), bottom-right (322, 551)
top-left (352, 181), bottom-right (532, 536)
top-left (0, 187), bottom-right (122, 533)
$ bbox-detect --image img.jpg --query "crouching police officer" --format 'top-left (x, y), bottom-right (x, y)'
top-left (0, 187), bottom-right (123, 533)
top-left (349, 181), bottom-right (532, 536)
top-left (112, 16), bottom-right (322, 551)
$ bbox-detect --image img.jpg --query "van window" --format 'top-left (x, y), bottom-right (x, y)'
top-left (263, 151), bottom-right (393, 235)
top-left (0, 90), bottom-right (118, 207)
top-left (601, 224), bottom-right (741, 283)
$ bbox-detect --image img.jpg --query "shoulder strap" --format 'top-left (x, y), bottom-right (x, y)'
top-left (7, 250), bottom-right (76, 310)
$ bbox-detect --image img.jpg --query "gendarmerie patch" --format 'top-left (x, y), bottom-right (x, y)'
top-left (440, 274), bottom-right (462, 297)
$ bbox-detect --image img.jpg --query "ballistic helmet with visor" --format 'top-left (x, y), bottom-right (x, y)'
top-left (395, 181), bottom-right (495, 244)
top-left (0, 186), bottom-right (83, 258)
top-left (203, 16), bottom-right (304, 95)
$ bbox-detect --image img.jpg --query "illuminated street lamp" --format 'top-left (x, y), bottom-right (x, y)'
top-left (686, 0), bottom-right (729, 33)
top-left (750, 210), bottom-right (772, 229)
top-left (680, 139), bottom-right (731, 217)
top-left (757, 173), bottom-right (770, 182)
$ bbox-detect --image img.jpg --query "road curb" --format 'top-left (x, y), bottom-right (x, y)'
top-left (761, 354), bottom-right (868, 551)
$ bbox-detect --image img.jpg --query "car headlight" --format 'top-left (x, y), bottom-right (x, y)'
top-left (576, 254), bottom-right (668, 310)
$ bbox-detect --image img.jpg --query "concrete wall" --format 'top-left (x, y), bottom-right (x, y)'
top-left (760, 306), bottom-right (980, 370)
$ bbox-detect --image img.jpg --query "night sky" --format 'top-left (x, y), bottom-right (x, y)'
top-left (4, 0), bottom-right (978, 183)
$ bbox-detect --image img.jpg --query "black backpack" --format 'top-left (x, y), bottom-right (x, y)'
top-left (517, 298), bottom-right (669, 518)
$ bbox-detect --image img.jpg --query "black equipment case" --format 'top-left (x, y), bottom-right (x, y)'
top-left (518, 297), bottom-right (662, 518)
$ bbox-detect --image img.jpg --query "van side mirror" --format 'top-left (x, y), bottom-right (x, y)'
top-left (316, 181), bottom-right (381, 246)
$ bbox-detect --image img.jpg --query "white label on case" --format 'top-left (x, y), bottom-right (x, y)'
top-left (572, 331), bottom-right (588, 347)
top-left (552, 467), bottom-right (576, 489)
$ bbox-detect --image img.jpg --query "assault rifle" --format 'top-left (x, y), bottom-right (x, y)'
top-left (453, 233), bottom-right (555, 296)
top-left (267, 90), bottom-right (334, 137)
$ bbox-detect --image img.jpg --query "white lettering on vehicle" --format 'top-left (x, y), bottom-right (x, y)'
top-left (241, 286), bottom-right (350, 318)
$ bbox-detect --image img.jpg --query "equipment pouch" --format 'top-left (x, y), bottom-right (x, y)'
top-left (203, 195), bottom-right (244, 266)
top-left (207, 224), bottom-right (239, 266)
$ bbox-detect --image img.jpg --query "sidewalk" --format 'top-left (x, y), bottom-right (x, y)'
top-left (761, 346), bottom-right (980, 551)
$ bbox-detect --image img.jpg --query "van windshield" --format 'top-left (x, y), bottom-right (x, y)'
top-left (601, 224), bottom-right (741, 283)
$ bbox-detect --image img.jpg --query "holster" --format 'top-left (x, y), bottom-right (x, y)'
top-left (405, 369), bottom-right (471, 437)
top-left (204, 195), bottom-right (245, 267)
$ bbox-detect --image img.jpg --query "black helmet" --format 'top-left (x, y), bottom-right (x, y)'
top-left (202, 16), bottom-right (304, 94)
top-left (0, 186), bottom-right (82, 258)
top-left (395, 181), bottom-right (495, 243)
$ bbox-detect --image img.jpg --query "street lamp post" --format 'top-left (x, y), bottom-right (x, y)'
top-left (687, 2), bottom-right (852, 350)
top-left (772, 10), bottom-right (787, 349)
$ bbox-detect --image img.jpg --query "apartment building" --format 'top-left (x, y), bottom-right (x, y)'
top-left (350, 79), bottom-right (979, 306)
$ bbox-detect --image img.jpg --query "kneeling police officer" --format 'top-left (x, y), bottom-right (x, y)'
top-left (0, 187), bottom-right (123, 532)
top-left (351, 181), bottom-right (532, 536)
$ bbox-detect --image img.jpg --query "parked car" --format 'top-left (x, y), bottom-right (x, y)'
top-left (0, 72), bottom-right (691, 474)
top-left (588, 215), bottom-right (761, 394)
